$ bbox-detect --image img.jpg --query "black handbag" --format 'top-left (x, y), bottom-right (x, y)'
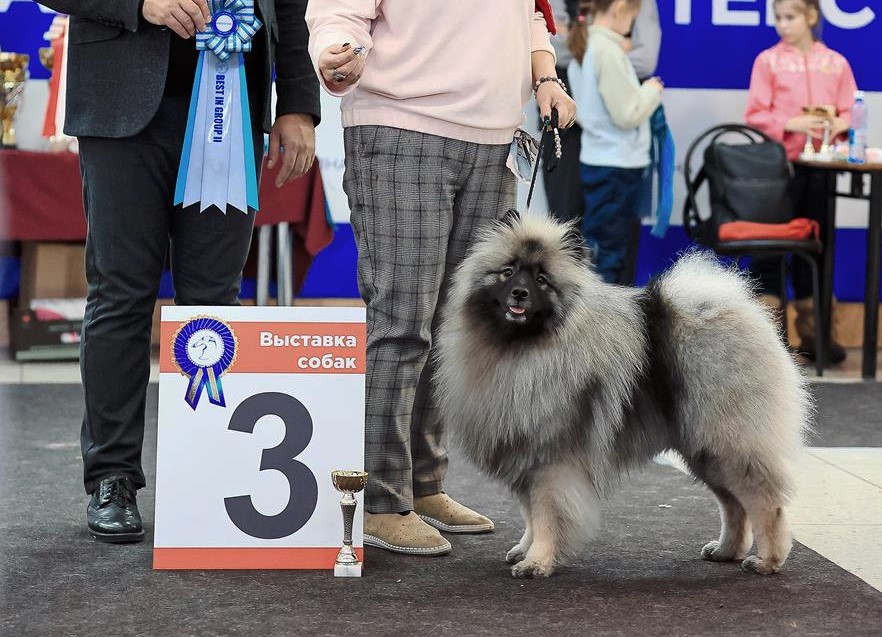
top-left (685, 125), bottom-right (794, 244)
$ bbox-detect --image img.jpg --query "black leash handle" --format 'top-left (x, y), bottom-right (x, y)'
top-left (525, 107), bottom-right (559, 210)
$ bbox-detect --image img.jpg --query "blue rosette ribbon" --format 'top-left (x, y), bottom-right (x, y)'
top-left (173, 317), bottom-right (238, 410)
top-left (174, 0), bottom-right (261, 215)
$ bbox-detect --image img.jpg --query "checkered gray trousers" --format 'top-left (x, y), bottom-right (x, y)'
top-left (343, 126), bottom-right (517, 513)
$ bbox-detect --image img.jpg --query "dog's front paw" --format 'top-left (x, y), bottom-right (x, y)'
top-left (506, 544), bottom-right (527, 564)
top-left (511, 559), bottom-right (555, 579)
top-left (701, 540), bottom-right (742, 562)
top-left (741, 555), bottom-right (781, 575)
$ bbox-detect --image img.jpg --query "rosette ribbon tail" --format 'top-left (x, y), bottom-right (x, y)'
top-left (206, 367), bottom-right (226, 407)
top-left (185, 367), bottom-right (206, 410)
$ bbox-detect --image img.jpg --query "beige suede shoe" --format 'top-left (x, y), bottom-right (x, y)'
top-left (414, 493), bottom-right (495, 534)
top-left (364, 512), bottom-right (452, 556)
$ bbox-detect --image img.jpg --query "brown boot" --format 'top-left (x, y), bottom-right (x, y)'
top-left (757, 293), bottom-right (787, 342)
top-left (363, 512), bottom-right (452, 556)
top-left (793, 297), bottom-right (847, 364)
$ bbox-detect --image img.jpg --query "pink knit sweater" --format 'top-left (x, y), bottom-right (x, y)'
top-left (305, 1), bottom-right (555, 145)
top-left (745, 41), bottom-right (857, 160)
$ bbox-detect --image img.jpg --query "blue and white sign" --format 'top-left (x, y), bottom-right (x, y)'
top-left (657, 0), bottom-right (880, 90)
top-left (2, 1), bottom-right (880, 300)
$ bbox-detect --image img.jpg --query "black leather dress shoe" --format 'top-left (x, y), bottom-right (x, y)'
top-left (87, 475), bottom-right (145, 543)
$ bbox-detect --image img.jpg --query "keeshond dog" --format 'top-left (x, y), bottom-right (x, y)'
top-left (434, 210), bottom-right (809, 579)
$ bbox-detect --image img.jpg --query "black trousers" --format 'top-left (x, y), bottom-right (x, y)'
top-left (750, 166), bottom-right (828, 299)
top-left (78, 93), bottom-right (262, 494)
top-left (542, 65), bottom-right (584, 225)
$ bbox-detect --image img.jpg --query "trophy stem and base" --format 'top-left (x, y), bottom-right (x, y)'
top-left (334, 495), bottom-right (362, 578)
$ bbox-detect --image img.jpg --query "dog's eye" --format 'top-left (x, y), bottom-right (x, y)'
top-left (501, 267), bottom-right (514, 278)
top-left (536, 274), bottom-right (548, 285)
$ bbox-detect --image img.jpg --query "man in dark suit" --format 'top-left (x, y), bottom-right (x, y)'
top-left (38, 0), bottom-right (320, 542)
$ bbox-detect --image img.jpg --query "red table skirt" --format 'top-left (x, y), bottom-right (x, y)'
top-left (0, 149), bottom-right (334, 286)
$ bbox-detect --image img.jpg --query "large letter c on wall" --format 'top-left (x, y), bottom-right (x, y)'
top-left (822, 0), bottom-right (875, 29)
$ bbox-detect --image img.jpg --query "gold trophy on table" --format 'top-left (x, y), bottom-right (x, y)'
top-left (0, 53), bottom-right (30, 149)
top-left (331, 470), bottom-right (368, 577)
top-left (800, 105), bottom-right (837, 161)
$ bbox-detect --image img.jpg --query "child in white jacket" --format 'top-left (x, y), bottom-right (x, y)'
top-left (568, 0), bottom-right (662, 283)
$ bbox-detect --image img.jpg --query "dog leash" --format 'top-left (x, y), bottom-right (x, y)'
top-left (525, 107), bottom-right (561, 210)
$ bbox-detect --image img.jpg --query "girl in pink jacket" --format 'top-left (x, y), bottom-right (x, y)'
top-left (744, 0), bottom-right (857, 365)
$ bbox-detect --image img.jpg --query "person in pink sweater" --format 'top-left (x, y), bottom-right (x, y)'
top-left (744, 0), bottom-right (857, 365)
top-left (306, 1), bottom-right (577, 556)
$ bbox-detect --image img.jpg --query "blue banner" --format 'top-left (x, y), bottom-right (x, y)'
top-left (657, 1), bottom-right (881, 91)
top-left (6, 1), bottom-right (878, 91)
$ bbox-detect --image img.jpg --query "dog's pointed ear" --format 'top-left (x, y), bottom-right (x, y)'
top-left (498, 208), bottom-right (521, 228)
top-left (563, 226), bottom-right (590, 262)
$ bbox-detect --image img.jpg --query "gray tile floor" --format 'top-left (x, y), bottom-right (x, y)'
top-left (2, 351), bottom-right (881, 636)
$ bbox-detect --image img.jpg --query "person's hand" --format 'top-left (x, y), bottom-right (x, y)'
top-left (318, 43), bottom-right (366, 90)
top-left (830, 116), bottom-right (850, 139)
top-left (785, 115), bottom-right (827, 139)
top-left (142, 0), bottom-right (210, 38)
top-left (267, 113), bottom-right (316, 187)
top-left (620, 37), bottom-right (633, 54)
top-left (536, 81), bottom-right (577, 129)
top-left (643, 77), bottom-right (664, 94)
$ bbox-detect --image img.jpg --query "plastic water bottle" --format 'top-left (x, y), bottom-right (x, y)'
top-left (848, 90), bottom-right (868, 164)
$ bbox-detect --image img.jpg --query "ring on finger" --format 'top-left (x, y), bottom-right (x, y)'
top-left (332, 69), bottom-right (347, 82)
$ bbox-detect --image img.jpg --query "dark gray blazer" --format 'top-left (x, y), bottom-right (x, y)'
top-left (39, 0), bottom-right (320, 138)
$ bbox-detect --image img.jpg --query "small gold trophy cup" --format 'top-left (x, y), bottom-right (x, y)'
top-left (331, 470), bottom-right (368, 577)
top-left (0, 53), bottom-right (30, 149)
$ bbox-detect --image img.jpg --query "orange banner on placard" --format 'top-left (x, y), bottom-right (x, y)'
top-left (160, 321), bottom-right (366, 374)
top-left (153, 547), bottom-right (364, 570)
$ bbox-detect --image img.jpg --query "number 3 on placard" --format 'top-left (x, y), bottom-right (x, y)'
top-left (224, 392), bottom-right (319, 539)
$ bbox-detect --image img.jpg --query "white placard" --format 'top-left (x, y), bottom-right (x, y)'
top-left (153, 306), bottom-right (366, 570)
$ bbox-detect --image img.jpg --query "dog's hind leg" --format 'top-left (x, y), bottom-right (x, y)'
top-left (700, 453), bottom-right (793, 574)
top-left (510, 463), bottom-right (600, 579)
top-left (687, 454), bottom-right (753, 562)
top-left (506, 493), bottom-right (533, 565)
top-left (731, 473), bottom-right (792, 575)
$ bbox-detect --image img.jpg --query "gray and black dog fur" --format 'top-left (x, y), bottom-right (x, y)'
top-left (434, 210), bottom-right (810, 579)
